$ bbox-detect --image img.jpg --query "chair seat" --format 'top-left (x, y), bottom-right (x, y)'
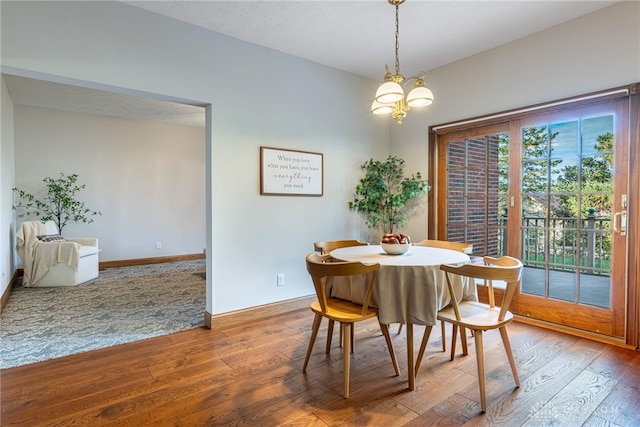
top-left (310, 299), bottom-right (378, 323)
top-left (438, 301), bottom-right (513, 330)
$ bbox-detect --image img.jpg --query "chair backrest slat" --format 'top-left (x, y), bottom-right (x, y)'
top-left (444, 270), bottom-right (463, 321)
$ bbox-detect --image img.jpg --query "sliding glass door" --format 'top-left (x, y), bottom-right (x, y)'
top-left (436, 97), bottom-right (631, 338)
top-left (515, 101), bottom-right (628, 337)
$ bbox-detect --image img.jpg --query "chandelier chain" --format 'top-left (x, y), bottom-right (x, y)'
top-left (372, 0), bottom-right (433, 124)
top-left (394, 3), bottom-right (400, 75)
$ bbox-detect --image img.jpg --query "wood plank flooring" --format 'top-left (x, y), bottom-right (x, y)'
top-left (2, 309), bottom-right (639, 426)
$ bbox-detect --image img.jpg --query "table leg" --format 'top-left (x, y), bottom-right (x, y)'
top-left (407, 323), bottom-right (415, 391)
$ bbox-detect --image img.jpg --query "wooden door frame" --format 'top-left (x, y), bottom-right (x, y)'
top-left (428, 83), bottom-right (640, 348)
top-left (628, 86), bottom-right (639, 348)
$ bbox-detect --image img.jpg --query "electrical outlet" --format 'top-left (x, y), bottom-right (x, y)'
top-left (156, 241), bottom-right (162, 249)
top-left (277, 273), bottom-right (285, 286)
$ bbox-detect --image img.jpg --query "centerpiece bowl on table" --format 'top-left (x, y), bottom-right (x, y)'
top-left (380, 233), bottom-right (411, 255)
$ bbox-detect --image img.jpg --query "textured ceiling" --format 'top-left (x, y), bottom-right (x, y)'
top-left (4, 0), bottom-right (618, 128)
top-left (3, 75), bottom-right (205, 128)
top-left (125, 0), bottom-right (617, 81)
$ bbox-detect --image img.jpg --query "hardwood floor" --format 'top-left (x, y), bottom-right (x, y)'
top-left (2, 309), bottom-right (639, 426)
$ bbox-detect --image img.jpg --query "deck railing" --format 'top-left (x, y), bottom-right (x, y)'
top-left (497, 213), bottom-right (611, 276)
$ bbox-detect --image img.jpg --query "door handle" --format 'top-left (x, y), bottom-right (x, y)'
top-left (613, 211), bottom-right (627, 236)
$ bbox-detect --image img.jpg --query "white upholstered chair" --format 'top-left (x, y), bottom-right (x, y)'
top-left (16, 220), bottom-right (99, 287)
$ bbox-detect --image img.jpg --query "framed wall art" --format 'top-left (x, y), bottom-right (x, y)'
top-left (260, 147), bottom-right (323, 196)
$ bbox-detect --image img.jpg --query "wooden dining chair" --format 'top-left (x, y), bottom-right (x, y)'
top-left (302, 252), bottom-right (400, 398)
top-left (414, 255), bottom-right (523, 412)
top-left (313, 239), bottom-right (369, 350)
top-left (314, 239), bottom-right (369, 255)
top-left (398, 239), bottom-right (474, 346)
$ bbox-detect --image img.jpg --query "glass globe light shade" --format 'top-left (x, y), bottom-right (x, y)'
top-left (375, 81), bottom-right (404, 103)
top-left (371, 100), bottom-right (394, 115)
top-left (406, 85), bottom-right (434, 107)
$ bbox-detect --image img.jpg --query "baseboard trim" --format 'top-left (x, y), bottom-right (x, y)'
top-left (99, 253), bottom-right (205, 270)
top-left (1, 271), bottom-right (20, 314)
top-left (204, 295), bottom-right (315, 329)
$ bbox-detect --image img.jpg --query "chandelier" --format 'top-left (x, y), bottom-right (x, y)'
top-left (371, 0), bottom-right (434, 124)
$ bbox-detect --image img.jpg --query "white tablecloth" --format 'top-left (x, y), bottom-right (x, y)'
top-left (329, 245), bottom-right (476, 325)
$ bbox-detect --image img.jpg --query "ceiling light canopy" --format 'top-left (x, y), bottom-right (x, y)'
top-left (371, 0), bottom-right (434, 124)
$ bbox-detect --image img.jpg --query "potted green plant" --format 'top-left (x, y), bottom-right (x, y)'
top-left (348, 155), bottom-right (430, 239)
top-left (13, 172), bottom-right (102, 234)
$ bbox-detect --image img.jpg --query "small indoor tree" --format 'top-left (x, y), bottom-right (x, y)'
top-left (348, 155), bottom-right (430, 235)
top-left (13, 172), bottom-right (102, 234)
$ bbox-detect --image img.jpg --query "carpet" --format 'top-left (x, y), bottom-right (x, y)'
top-left (0, 260), bottom-right (206, 369)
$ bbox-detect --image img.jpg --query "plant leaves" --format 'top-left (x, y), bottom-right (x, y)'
top-left (349, 155), bottom-right (430, 234)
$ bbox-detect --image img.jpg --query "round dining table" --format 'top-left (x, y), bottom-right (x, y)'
top-left (329, 244), bottom-right (475, 390)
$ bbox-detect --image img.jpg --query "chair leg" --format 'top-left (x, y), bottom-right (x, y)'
top-left (499, 326), bottom-right (520, 388)
top-left (351, 323), bottom-right (355, 354)
top-left (303, 313), bottom-right (322, 372)
top-left (326, 320), bottom-right (335, 354)
top-left (397, 323), bottom-right (403, 335)
top-left (342, 322), bottom-right (351, 398)
top-left (474, 330), bottom-right (487, 413)
top-left (415, 325), bottom-right (433, 376)
top-left (339, 323), bottom-right (355, 352)
top-left (440, 320), bottom-right (446, 351)
top-left (450, 325), bottom-right (458, 361)
top-left (460, 326), bottom-right (469, 356)
top-left (379, 322), bottom-right (400, 376)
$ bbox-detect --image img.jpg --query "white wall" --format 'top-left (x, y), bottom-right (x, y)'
top-left (0, 1), bottom-right (388, 314)
top-left (391, 1), bottom-right (640, 241)
top-left (1, 76), bottom-right (16, 297)
top-left (13, 106), bottom-right (206, 262)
